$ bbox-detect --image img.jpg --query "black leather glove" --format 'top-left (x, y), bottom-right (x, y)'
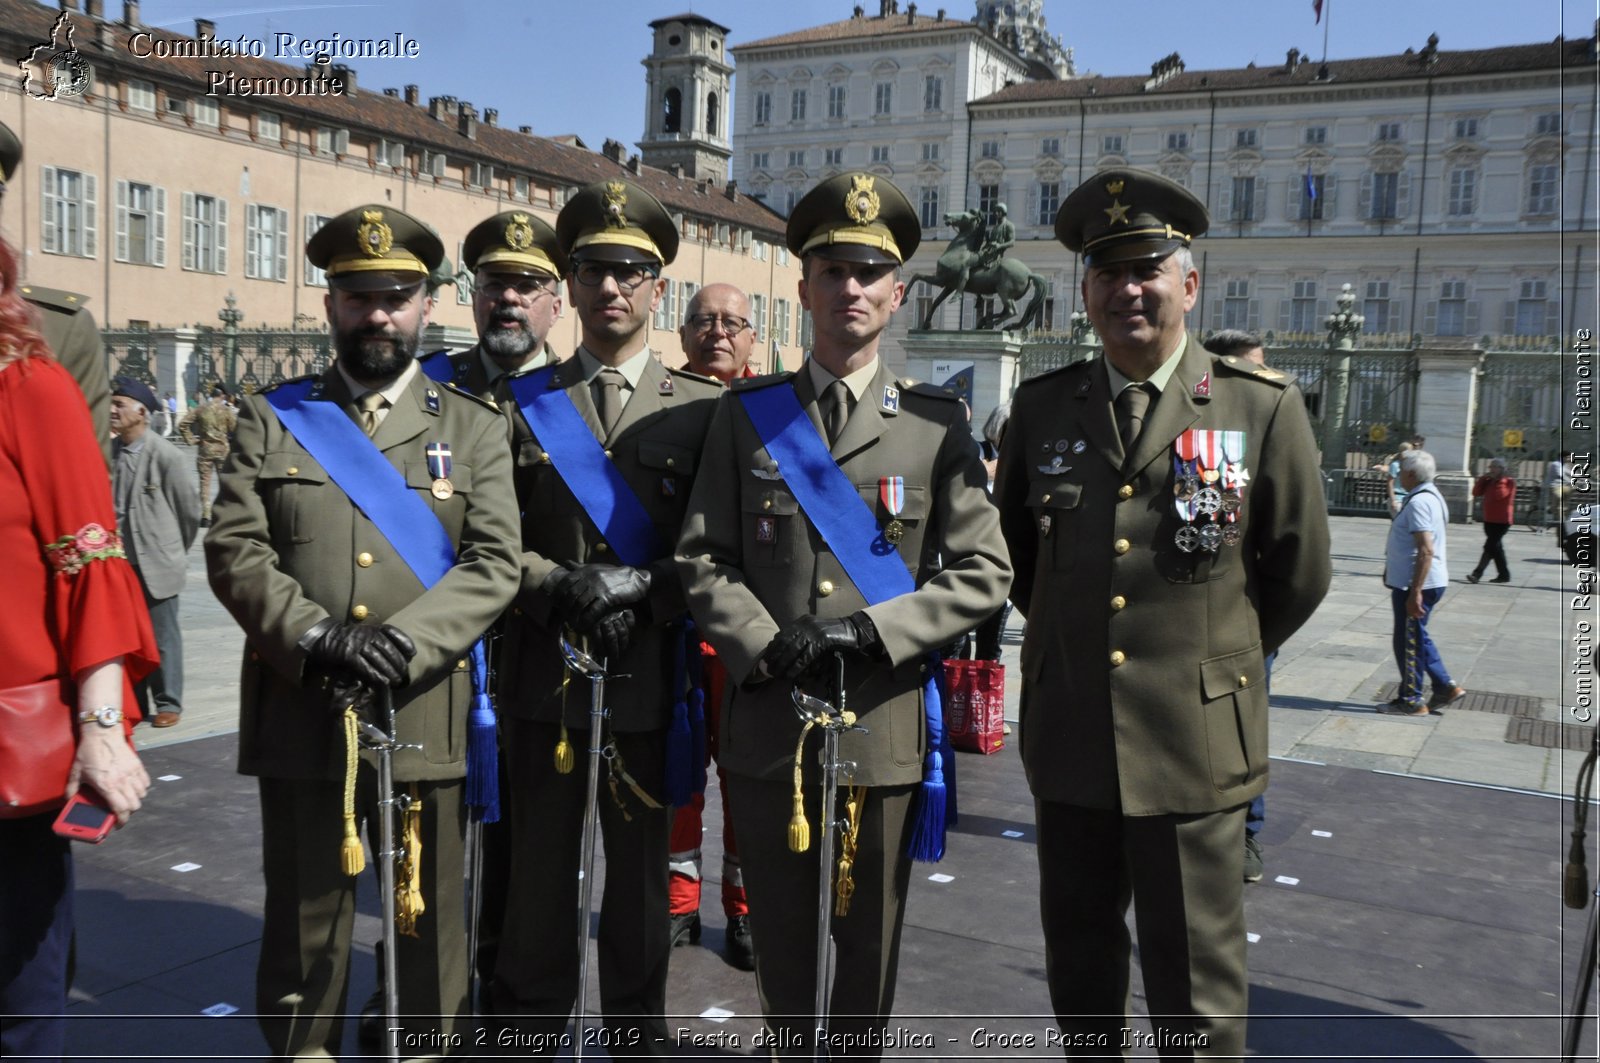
top-left (544, 564), bottom-right (651, 631)
top-left (588, 609), bottom-right (638, 665)
top-left (300, 619), bottom-right (416, 689)
top-left (758, 614), bottom-right (876, 683)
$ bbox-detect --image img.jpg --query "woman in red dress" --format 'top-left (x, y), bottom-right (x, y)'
top-left (0, 236), bottom-right (156, 1059)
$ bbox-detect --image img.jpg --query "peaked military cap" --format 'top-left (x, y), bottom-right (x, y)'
top-left (1055, 167), bottom-right (1209, 267)
top-left (556, 180), bottom-right (677, 266)
top-left (0, 120), bottom-right (20, 189)
top-left (463, 210), bottom-right (567, 279)
top-left (305, 204), bottom-right (444, 291)
top-left (111, 375), bottom-right (159, 413)
top-left (786, 172), bottom-right (919, 265)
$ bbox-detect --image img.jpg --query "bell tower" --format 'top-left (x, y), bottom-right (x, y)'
top-left (637, 14), bottom-right (734, 182)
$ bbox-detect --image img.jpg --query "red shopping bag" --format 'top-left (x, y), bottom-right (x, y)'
top-left (943, 659), bottom-right (1005, 755)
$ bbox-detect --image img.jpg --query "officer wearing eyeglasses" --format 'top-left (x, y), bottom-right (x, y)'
top-left (490, 179), bottom-right (722, 1054)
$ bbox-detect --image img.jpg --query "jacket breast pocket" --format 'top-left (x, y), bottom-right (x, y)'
top-left (637, 439), bottom-right (696, 524)
top-left (741, 486), bottom-right (802, 567)
top-left (1030, 479), bottom-right (1083, 572)
top-left (258, 451), bottom-right (328, 544)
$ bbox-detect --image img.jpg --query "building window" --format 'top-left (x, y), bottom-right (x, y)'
top-left (921, 142), bottom-right (940, 162)
top-left (304, 214), bottom-right (332, 286)
top-left (1299, 173), bottom-right (1328, 220)
top-left (257, 111), bottom-right (281, 141)
top-left (515, 175), bottom-right (530, 199)
top-left (316, 127), bottom-right (350, 155)
top-left (790, 89), bottom-right (807, 122)
top-left (706, 92), bottom-right (720, 137)
top-left (1447, 168), bottom-right (1477, 216)
top-left (1526, 163), bottom-right (1558, 215)
top-left (1452, 117), bottom-right (1479, 140)
top-left (1534, 112), bottom-right (1562, 136)
top-left (1166, 132), bottom-right (1188, 152)
top-left (785, 187), bottom-right (800, 214)
top-left (1513, 278), bottom-right (1549, 335)
top-left (919, 185), bottom-right (940, 229)
top-left (799, 309), bottom-right (814, 350)
top-left (750, 292), bottom-right (767, 344)
top-left (1037, 181), bottom-right (1060, 226)
top-left (874, 82), bottom-right (892, 115)
top-left (1290, 279), bottom-right (1319, 333)
top-left (1101, 134), bottom-right (1124, 156)
top-left (923, 75), bottom-right (942, 112)
top-left (980, 140), bottom-right (999, 159)
top-left (41, 166), bottom-right (97, 258)
top-left (773, 298), bottom-right (791, 346)
top-left (1362, 280), bottom-right (1392, 333)
top-left (1041, 137), bottom-right (1061, 156)
top-left (754, 91), bottom-right (772, 125)
top-left (245, 205), bottom-right (289, 282)
top-left (1221, 279), bottom-right (1251, 330)
top-left (1376, 122), bottom-right (1402, 142)
top-left (827, 84), bottom-right (847, 119)
top-left (1436, 279), bottom-right (1468, 336)
top-left (127, 78), bottom-right (155, 112)
top-left (752, 152), bottom-right (770, 170)
top-left (870, 145), bottom-right (890, 164)
top-left (1230, 176), bottom-right (1256, 221)
top-left (379, 139), bottom-right (405, 169)
top-left (1304, 126), bottom-right (1327, 145)
top-left (114, 180), bottom-right (164, 266)
top-left (977, 183), bottom-right (1000, 223)
top-left (471, 162), bottom-right (494, 189)
top-left (187, 97), bottom-right (217, 127)
top-left (824, 148), bottom-right (843, 167)
top-left (181, 192), bottom-right (227, 274)
top-left (1368, 172), bottom-right (1399, 220)
top-left (787, 149), bottom-right (805, 168)
top-left (1235, 129), bottom-right (1258, 149)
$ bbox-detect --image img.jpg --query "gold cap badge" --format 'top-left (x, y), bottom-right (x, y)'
top-left (1106, 179), bottom-right (1125, 195)
top-left (356, 210), bottom-right (393, 258)
top-left (844, 174), bottom-right (880, 225)
top-left (504, 213), bottom-right (534, 251)
top-left (603, 181), bottom-right (628, 227)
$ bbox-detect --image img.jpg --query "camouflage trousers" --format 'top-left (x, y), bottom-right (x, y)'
top-left (197, 455), bottom-right (225, 518)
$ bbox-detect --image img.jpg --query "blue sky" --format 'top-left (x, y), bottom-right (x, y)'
top-left (125, 0), bottom-right (1596, 151)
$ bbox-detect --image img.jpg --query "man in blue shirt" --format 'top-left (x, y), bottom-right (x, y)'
top-left (1379, 449), bottom-right (1467, 715)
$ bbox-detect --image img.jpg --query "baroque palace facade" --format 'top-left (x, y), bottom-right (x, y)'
top-left (732, 4), bottom-right (1597, 364)
top-left (1, 0), bottom-right (804, 368)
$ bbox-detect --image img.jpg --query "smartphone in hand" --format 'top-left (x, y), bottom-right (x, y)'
top-left (52, 789), bottom-right (117, 843)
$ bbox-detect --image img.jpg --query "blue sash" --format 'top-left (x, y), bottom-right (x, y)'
top-left (417, 350), bottom-right (455, 385)
top-left (263, 379), bottom-right (499, 823)
top-left (505, 366), bottom-right (663, 568)
top-left (737, 380), bottom-right (953, 862)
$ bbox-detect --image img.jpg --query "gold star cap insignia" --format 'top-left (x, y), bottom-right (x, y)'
top-left (1104, 199), bottom-right (1131, 225)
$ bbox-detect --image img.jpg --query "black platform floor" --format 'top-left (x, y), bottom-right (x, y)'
top-left (59, 731), bottom-right (1597, 1061)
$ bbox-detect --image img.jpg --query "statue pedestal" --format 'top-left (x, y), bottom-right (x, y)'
top-left (903, 329), bottom-right (1028, 443)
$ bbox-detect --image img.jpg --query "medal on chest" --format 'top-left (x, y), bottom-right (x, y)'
top-left (426, 442), bottom-right (454, 500)
top-left (1171, 429), bottom-right (1248, 553)
top-left (879, 476), bottom-right (907, 545)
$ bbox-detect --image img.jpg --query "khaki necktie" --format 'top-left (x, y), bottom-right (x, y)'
top-left (357, 391), bottom-right (389, 437)
top-left (1116, 382), bottom-right (1154, 453)
top-left (821, 379), bottom-right (851, 446)
top-left (595, 368), bottom-right (626, 438)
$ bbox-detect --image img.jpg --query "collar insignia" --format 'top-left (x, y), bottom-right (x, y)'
top-left (881, 384), bottom-right (899, 413)
top-left (1193, 372), bottom-right (1211, 398)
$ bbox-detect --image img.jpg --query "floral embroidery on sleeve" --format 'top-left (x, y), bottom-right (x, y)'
top-left (45, 522), bottom-right (126, 575)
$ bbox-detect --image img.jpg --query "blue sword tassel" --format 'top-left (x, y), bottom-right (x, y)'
top-left (906, 655), bottom-right (954, 862)
top-left (465, 638), bottom-right (499, 824)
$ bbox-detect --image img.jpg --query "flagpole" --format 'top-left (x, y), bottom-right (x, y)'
top-left (1321, 0), bottom-right (1331, 64)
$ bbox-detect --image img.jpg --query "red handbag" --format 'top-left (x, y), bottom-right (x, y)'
top-left (944, 660), bottom-right (1006, 755)
top-left (0, 678), bottom-right (76, 818)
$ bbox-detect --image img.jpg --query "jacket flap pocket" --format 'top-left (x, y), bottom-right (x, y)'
top-left (406, 461), bottom-right (474, 492)
top-left (1200, 644), bottom-right (1265, 701)
top-left (259, 452), bottom-right (327, 484)
top-left (638, 440), bottom-right (696, 476)
top-left (1028, 480), bottom-right (1083, 510)
top-left (741, 487), bottom-right (800, 516)
top-left (859, 482), bottom-right (928, 520)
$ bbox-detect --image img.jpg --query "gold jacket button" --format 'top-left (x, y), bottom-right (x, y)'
top-left (458, 659), bottom-right (469, 670)
top-left (1239, 675), bottom-right (1250, 688)
top-left (1118, 484), bottom-right (1134, 499)
top-left (595, 542), bottom-right (609, 553)
top-left (1109, 650), bottom-right (1126, 667)
top-left (1110, 595), bottom-right (1126, 610)
top-left (351, 604), bottom-right (369, 620)
top-left (1041, 492), bottom-right (1052, 503)
top-left (604, 449), bottom-right (614, 460)
top-left (286, 466), bottom-right (299, 476)
top-left (1113, 538), bottom-right (1131, 555)
top-left (356, 552), bottom-right (374, 568)
top-left (762, 498), bottom-right (773, 510)
top-left (818, 579), bottom-right (835, 596)
top-left (666, 457), bottom-right (676, 468)
top-left (539, 451), bottom-right (550, 462)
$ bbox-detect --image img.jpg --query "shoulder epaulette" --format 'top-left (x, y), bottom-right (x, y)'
top-left (903, 381), bottom-right (963, 402)
top-left (440, 380), bottom-right (504, 414)
top-left (1016, 359), bottom-right (1088, 388)
top-left (260, 373), bottom-right (317, 393)
top-left (1215, 353), bottom-right (1296, 389)
top-left (728, 371), bottom-right (795, 392)
top-left (20, 284), bottom-right (90, 314)
top-left (666, 365), bottom-right (723, 390)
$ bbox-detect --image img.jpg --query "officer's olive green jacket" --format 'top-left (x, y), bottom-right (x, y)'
top-left (26, 284), bottom-right (110, 461)
top-left (206, 366), bottom-right (521, 781)
top-left (677, 361), bottom-right (1012, 787)
top-left (995, 337), bottom-right (1332, 815)
top-left (496, 352), bottom-right (721, 731)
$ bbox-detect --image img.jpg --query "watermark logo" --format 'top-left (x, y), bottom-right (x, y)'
top-left (19, 12), bottom-right (93, 100)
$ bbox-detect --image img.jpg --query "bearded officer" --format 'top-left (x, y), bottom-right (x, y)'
top-left (420, 211), bottom-right (566, 398)
top-left (676, 172), bottom-right (1011, 1057)
top-left (1, 120), bottom-right (112, 459)
top-left (488, 179), bottom-right (721, 1054)
top-left (994, 168), bottom-right (1331, 1057)
top-left (205, 204), bottom-right (520, 1059)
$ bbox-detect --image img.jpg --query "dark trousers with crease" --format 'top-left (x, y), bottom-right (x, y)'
top-left (0, 814), bottom-right (73, 1060)
top-left (1472, 522), bottom-right (1510, 580)
top-left (1036, 801), bottom-right (1248, 1059)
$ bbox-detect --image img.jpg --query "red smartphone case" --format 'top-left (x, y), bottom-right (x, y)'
top-left (52, 791), bottom-right (116, 843)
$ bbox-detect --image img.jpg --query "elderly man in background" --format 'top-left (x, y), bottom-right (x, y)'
top-left (1467, 457), bottom-right (1516, 584)
top-left (1379, 449), bottom-right (1467, 715)
top-left (110, 376), bottom-right (201, 729)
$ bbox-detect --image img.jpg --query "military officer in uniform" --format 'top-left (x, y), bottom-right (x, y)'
top-left (178, 386), bottom-right (238, 525)
top-left (677, 172), bottom-right (1011, 1057)
top-left (1, 120), bottom-right (112, 459)
top-left (489, 179), bottom-right (721, 1053)
top-left (205, 205), bottom-right (520, 1059)
top-left (995, 168), bottom-right (1331, 1057)
top-left (427, 210), bottom-right (566, 398)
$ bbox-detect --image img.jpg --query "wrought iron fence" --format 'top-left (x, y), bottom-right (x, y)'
top-left (103, 325), bottom-right (335, 397)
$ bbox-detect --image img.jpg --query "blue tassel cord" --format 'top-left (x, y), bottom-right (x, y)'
top-left (906, 656), bottom-right (954, 863)
top-left (464, 639), bottom-right (499, 824)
